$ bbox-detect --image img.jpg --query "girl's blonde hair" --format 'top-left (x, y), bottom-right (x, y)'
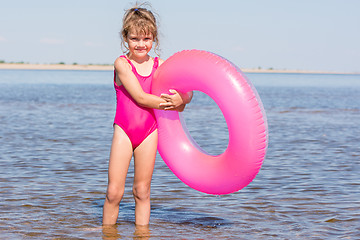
top-left (121, 3), bottom-right (160, 55)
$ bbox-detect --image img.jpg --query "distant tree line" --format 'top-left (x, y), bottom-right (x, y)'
top-left (0, 60), bottom-right (112, 66)
top-left (0, 60), bottom-right (26, 64)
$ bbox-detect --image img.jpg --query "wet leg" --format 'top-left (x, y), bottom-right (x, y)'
top-left (102, 125), bottom-right (133, 225)
top-left (132, 130), bottom-right (158, 225)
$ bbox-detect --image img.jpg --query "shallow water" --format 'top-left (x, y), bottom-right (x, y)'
top-left (0, 70), bottom-right (359, 239)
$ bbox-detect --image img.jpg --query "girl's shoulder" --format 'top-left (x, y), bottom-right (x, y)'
top-left (114, 56), bottom-right (132, 73)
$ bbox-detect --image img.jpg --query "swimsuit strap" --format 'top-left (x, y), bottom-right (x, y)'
top-left (120, 55), bottom-right (158, 78)
top-left (153, 57), bottom-right (159, 69)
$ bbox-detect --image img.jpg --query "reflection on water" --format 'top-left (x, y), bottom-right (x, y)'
top-left (102, 225), bottom-right (122, 240)
top-left (133, 225), bottom-right (151, 240)
top-left (0, 70), bottom-right (359, 239)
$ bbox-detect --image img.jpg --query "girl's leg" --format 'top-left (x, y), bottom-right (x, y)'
top-left (132, 130), bottom-right (158, 225)
top-left (102, 125), bottom-right (133, 225)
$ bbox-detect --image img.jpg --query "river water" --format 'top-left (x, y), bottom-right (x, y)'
top-left (0, 69), bottom-right (359, 239)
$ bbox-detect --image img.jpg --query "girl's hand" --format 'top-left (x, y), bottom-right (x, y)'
top-left (160, 89), bottom-right (183, 109)
top-left (159, 89), bottom-right (193, 111)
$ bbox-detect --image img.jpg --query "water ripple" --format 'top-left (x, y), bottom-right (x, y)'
top-left (1, 71), bottom-right (360, 239)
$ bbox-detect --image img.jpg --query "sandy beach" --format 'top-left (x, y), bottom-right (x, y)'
top-left (0, 63), bottom-right (357, 74)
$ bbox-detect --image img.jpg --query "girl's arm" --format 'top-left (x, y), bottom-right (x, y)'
top-left (114, 57), bottom-right (174, 110)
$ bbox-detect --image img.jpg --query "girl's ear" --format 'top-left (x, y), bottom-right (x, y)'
top-left (124, 37), bottom-right (129, 47)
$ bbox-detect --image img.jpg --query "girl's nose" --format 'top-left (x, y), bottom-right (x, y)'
top-left (138, 40), bottom-right (145, 47)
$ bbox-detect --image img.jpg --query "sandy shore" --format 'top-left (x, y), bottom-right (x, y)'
top-left (0, 63), bottom-right (357, 74)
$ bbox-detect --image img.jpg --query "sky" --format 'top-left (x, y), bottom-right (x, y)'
top-left (0, 0), bottom-right (359, 72)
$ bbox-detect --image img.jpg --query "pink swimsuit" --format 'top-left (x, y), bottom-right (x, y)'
top-left (113, 56), bottom-right (158, 149)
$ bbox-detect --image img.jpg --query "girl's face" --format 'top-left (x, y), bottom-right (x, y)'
top-left (126, 31), bottom-right (153, 59)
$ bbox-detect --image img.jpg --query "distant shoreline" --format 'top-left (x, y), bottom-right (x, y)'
top-left (0, 63), bottom-right (113, 71)
top-left (0, 63), bottom-right (358, 75)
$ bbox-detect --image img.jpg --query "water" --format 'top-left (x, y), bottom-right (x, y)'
top-left (0, 69), bottom-right (359, 239)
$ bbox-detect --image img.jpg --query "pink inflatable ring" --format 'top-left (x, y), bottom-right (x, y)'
top-left (152, 50), bottom-right (268, 195)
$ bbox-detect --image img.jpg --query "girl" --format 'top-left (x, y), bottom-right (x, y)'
top-left (102, 4), bottom-right (192, 226)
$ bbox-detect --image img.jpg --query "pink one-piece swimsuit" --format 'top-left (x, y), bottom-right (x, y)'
top-left (113, 56), bottom-right (158, 149)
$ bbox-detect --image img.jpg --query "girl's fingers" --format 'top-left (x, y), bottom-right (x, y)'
top-left (160, 95), bottom-right (171, 100)
top-left (161, 90), bottom-right (179, 98)
top-left (161, 92), bottom-right (179, 100)
top-left (159, 102), bottom-right (173, 107)
top-left (160, 94), bottom-right (172, 101)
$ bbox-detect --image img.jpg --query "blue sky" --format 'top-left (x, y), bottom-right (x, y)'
top-left (0, 0), bottom-right (359, 72)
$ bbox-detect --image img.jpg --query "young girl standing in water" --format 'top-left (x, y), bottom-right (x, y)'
top-left (102, 5), bottom-right (192, 226)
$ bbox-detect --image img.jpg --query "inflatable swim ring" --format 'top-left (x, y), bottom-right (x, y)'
top-left (152, 50), bottom-right (268, 195)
